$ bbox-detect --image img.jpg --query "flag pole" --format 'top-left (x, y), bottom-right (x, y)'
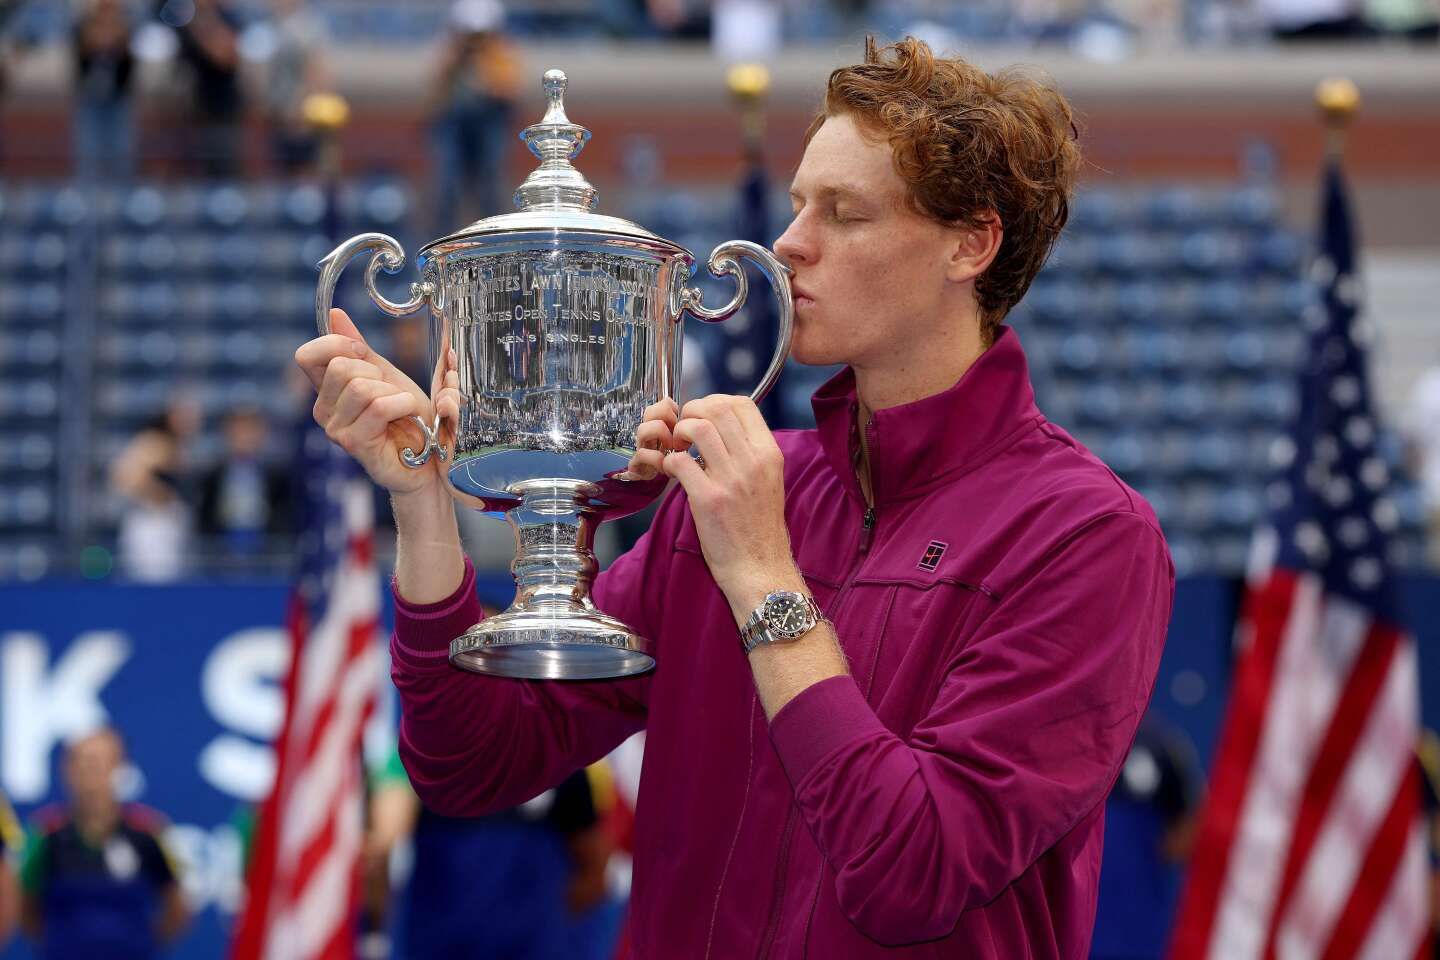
top-left (304, 92), bottom-right (352, 246)
top-left (725, 63), bottom-right (783, 423)
top-left (1316, 77), bottom-right (1359, 162)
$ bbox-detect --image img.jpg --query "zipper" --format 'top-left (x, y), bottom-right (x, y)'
top-left (856, 414), bottom-right (878, 556)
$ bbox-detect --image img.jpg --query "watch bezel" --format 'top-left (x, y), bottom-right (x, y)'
top-left (762, 591), bottom-right (815, 640)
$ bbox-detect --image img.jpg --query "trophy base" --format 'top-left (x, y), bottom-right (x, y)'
top-left (450, 607), bottom-right (654, 680)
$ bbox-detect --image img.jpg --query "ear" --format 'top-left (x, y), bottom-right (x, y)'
top-left (944, 213), bottom-right (1003, 286)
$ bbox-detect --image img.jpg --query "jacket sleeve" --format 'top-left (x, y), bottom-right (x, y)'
top-left (391, 490), bottom-right (685, 818)
top-left (766, 512), bottom-right (1174, 945)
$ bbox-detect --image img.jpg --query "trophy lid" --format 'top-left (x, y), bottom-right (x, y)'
top-left (422, 69), bottom-right (681, 254)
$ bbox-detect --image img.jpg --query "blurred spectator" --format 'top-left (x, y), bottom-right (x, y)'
top-left (109, 395), bottom-right (200, 583)
top-left (262, 0), bottom-right (330, 175)
top-left (365, 748), bottom-right (619, 960)
top-left (160, 0), bottom-right (244, 177)
top-left (1091, 714), bottom-right (1201, 960)
top-left (1, 789), bottom-right (19, 948)
top-left (197, 408), bottom-right (292, 564)
top-left (1257, 0), bottom-right (1375, 39)
top-left (640, 0), bottom-right (712, 37)
top-left (430, 0), bottom-right (521, 230)
top-left (72, 0), bottom-right (137, 183)
top-left (1408, 363), bottom-right (1440, 570)
top-left (19, 728), bottom-right (190, 959)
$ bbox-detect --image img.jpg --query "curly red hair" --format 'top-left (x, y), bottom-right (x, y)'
top-left (806, 38), bottom-right (1082, 343)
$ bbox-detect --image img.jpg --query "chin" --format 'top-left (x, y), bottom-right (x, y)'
top-left (791, 324), bottom-right (862, 368)
top-left (788, 337), bottom-right (840, 369)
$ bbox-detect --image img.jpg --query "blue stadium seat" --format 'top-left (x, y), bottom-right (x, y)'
top-left (1227, 185), bottom-right (1281, 230)
top-left (1215, 485), bottom-right (1262, 529)
top-left (1179, 230), bottom-right (1247, 274)
top-left (1244, 379), bottom-right (1297, 424)
top-left (0, 540), bottom-right (54, 580)
top-left (1130, 329), bottom-right (1188, 373)
top-left (1191, 430), bottom-right (1246, 475)
top-left (361, 182), bottom-right (413, 226)
top-left (1256, 229), bottom-right (1303, 275)
top-left (1076, 382), bottom-right (1125, 425)
top-left (1097, 429), bottom-right (1147, 475)
top-left (283, 186), bottom-right (328, 228)
top-left (1096, 232), bottom-right (1159, 276)
top-left (1057, 332), bottom-right (1101, 373)
top-left (1069, 190), bottom-right (1124, 233)
top-left (121, 186), bottom-right (169, 228)
top-left (0, 432), bottom-right (45, 471)
top-left (0, 330), bottom-right (60, 368)
top-left (204, 185), bottom-right (252, 228)
top-left (1144, 187), bottom-right (1217, 230)
top-left (1159, 379), bottom-right (1211, 424)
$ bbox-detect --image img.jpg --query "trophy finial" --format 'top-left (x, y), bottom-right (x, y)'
top-left (515, 68), bottom-right (598, 212)
top-left (542, 69), bottom-right (568, 116)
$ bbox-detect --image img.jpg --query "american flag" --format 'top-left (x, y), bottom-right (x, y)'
top-left (231, 422), bottom-right (384, 960)
top-left (1168, 163), bottom-right (1429, 959)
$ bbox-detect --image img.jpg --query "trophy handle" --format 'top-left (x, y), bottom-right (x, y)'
top-left (679, 240), bottom-right (794, 403)
top-left (316, 232), bottom-right (447, 469)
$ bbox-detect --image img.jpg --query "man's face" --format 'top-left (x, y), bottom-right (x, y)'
top-left (225, 413), bottom-right (267, 459)
top-left (65, 731), bottom-right (124, 808)
top-left (775, 113), bottom-right (961, 371)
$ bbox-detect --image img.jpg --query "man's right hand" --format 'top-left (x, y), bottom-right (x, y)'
top-left (295, 308), bottom-right (454, 498)
top-left (297, 308), bottom-right (467, 604)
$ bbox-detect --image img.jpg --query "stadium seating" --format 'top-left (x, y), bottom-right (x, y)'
top-left (0, 177), bottom-right (1425, 578)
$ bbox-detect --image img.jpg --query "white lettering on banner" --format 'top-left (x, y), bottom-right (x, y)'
top-left (198, 628), bottom-right (290, 802)
top-left (1, 630), bottom-right (131, 802)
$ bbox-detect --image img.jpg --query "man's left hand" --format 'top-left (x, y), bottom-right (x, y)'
top-left (658, 395), bottom-right (800, 612)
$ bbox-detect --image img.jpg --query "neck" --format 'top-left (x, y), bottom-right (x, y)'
top-left (852, 318), bottom-right (990, 500)
top-left (74, 802), bottom-right (119, 842)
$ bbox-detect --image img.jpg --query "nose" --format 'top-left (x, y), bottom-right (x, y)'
top-left (773, 212), bottom-right (813, 268)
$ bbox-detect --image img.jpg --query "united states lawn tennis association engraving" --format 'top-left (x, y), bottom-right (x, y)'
top-left (449, 257), bottom-right (661, 333)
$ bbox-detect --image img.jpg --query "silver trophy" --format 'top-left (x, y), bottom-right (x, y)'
top-left (315, 69), bottom-right (792, 680)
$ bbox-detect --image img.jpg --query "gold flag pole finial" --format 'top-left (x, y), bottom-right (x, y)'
top-left (1315, 77), bottom-right (1360, 159)
top-left (303, 92), bottom-right (352, 133)
top-left (727, 63), bottom-right (771, 160)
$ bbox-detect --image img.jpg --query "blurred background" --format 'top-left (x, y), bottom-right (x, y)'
top-left (0, 0), bottom-right (1437, 957)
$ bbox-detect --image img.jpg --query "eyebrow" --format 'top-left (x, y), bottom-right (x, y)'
top-left (788, 184), bottom-right (871, 205)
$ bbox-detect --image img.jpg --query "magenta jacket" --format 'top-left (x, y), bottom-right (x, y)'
top-left (390, 327), bottom-right (1174, 957)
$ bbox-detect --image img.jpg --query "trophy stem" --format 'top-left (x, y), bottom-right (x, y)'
top-left (448, 480), bottom-right (654, 680)
top-left (510, 481), bottom-right (601, 614)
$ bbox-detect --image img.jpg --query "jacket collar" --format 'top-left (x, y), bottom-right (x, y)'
top-left (810, 326), bottom-right (1044, 507)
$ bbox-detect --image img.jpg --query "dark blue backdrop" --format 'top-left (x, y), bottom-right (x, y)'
top-left (1, 575), bottom-right (1437, 960)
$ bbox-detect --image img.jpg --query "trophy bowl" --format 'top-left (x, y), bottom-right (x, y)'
top-left (315, 69), bottom-right (793, 680)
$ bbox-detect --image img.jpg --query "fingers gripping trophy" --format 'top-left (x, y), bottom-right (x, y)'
top-left (314, 69), bottom-right (793, 680)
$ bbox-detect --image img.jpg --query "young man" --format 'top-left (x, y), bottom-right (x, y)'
top-left (297, 38), bottom-right (1173, 957)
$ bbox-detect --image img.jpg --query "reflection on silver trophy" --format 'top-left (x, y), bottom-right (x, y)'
top-left (315, 69), bottom-right (793, 680)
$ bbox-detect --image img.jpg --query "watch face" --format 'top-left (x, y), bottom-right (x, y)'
top-left (765, 593), bottom-right (812, 639)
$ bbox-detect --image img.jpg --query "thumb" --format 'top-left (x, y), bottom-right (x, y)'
top-left (329, 308), bottom-right (366, 344)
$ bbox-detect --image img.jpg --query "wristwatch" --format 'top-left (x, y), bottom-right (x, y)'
top-left (740, 591), bottom-right (825, 654)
